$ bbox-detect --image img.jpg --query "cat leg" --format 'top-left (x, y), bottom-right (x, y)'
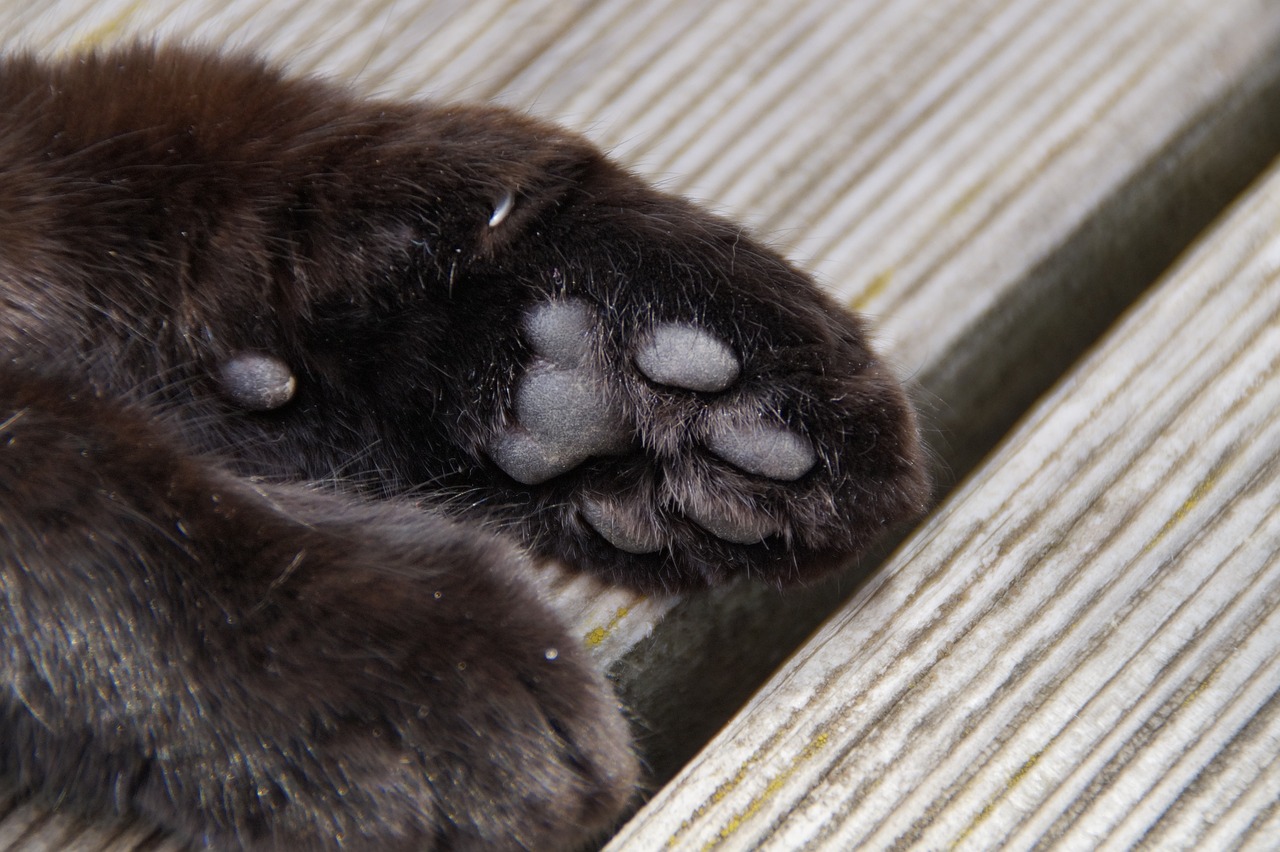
top-left (0, 368), bottom-right (635, 850)
top-left (0, 46), bottom-right (928, 592)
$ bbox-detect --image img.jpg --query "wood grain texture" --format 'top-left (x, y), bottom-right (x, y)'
top-left (4, 0), bottom-right (1280, 846)
top-left (609, 148), bottom-right (1280, 851)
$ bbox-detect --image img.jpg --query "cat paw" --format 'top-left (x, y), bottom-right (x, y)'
top-left (0, 375), bottom-right (636, 850)
top-left (491, 298), bottom-right (814, 549)
top-left (481, 292), bottom-right (927, 589)
top-left (209, 503), bottom-right (642, 851)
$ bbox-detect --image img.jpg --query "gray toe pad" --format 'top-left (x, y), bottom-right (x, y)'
top-left (684, 500), bottom-right (779, 544)
top-left (635, 323), bottom-right (740, 392)
top-left (581, 498), bottom-right (664, 554)
top-left (707, 417), bottom-right (816, 481)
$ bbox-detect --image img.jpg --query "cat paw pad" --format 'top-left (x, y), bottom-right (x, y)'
top-left (580, 495), bottom-right (665, 554)
top-left (489, 301), bottom-right (631, 484)
top-left (478, 288), bottom-right (923, 587)
top-left (634, 323), bottom-right (740, 391)
top-left (218, 352), bottom-right (296, 411)
top-left (705, 411), bottom-right (816, 481)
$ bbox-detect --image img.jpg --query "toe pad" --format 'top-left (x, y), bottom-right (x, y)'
top-left (635, 323), bottom-right (740, 392)
top-left (684, 500), bottom-right (779, 544)
top-left (707, 418), bottom-right (816, 481)
top-left (581, 498), bottom-right (664, 554)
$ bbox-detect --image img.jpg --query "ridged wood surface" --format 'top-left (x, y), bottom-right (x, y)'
top-left (610, 145), bottom-right (1280, 852)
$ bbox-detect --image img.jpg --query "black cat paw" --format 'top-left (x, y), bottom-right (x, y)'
top-left (490, 297), bottom-right (817, 552)
top-left (473, 280), bottom-right (928, 591)
top-left (0, 373), bottom-right (636, 851)
top-left (313, 117), bottom-right (937, 591)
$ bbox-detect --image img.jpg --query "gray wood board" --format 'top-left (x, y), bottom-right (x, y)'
top-left (611, 136), bottom-right (1280, 852)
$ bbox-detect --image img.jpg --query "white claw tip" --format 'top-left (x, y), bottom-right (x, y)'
top-left (488, 191), bottom-right (515, 227)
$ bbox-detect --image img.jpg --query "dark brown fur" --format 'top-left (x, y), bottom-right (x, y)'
top-left (0, 45), bottom-right (928, 849)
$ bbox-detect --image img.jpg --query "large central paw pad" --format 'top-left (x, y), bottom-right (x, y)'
top-left (489, 301), bottom-right (631, 484)
top-left (488, 298), bottom-right (822, 559)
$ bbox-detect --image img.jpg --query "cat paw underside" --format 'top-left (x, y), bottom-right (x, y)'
top-left (452, 274), bottom-right (930, 590)
top-left (491, 299), bottom-right (814, 544)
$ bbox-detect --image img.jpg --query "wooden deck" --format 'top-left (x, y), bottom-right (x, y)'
top-left (3, 0), bottom-right (1280, 848)
top-left (610, 128), bottom-right (1280, 852)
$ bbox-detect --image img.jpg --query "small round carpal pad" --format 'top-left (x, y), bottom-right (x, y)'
top-left (218, 353), bottom-right (296, 411)
top-left (635, 323), bottom-right (740, 392)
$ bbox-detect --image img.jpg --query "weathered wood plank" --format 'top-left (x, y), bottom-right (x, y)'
top-left (4, 0), bottom-right (1280, 846)
top-left (608, 149), bottom-right (1280, 851)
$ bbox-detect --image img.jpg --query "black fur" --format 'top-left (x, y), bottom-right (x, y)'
top-left (0, 46), bottom-right (928, 849)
